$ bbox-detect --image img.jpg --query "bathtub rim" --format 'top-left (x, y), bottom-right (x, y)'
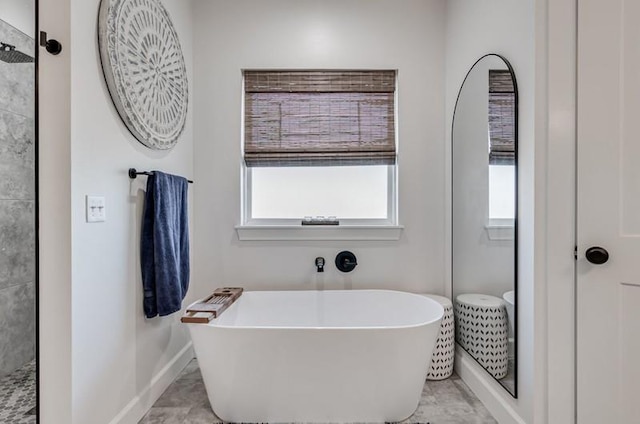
top-left (184, 289), bottom-right (444, 331)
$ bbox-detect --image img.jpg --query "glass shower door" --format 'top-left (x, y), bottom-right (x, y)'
top-left (0, 0), bottom-right (37, 422)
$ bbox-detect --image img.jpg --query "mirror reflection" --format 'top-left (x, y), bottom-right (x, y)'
top-left (452, 54), bottom-right (517, 396)
top-left (0, 0), bottom-right (37, 421)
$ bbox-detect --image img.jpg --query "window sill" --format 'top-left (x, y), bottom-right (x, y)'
top-left (485, 219), bottom-right (515, 241)
top-left (235, 225), bottom-right (404, 241)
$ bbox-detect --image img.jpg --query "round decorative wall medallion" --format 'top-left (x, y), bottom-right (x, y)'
top-left (98, 0), bottom-right (188, 150)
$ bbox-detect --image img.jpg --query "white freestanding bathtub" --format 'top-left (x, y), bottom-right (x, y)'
top-left (185, 289), bottom-right (444, 423)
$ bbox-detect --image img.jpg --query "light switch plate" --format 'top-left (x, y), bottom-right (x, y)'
top-left (86, 196), bottom-right (106, 223)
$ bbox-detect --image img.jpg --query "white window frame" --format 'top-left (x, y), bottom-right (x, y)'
top-left (241, 163), bottom-right (398, 227)
top-left (237, 70), bottom-right (402, 241)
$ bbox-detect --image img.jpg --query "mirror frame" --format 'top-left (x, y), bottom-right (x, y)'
top-left (451, 53), bottom-right (518, 398)
top-left (35, 0), bottom-right (41, 419)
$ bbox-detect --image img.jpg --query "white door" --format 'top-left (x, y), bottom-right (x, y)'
top-left (577, 0), bottom-right (640, 423)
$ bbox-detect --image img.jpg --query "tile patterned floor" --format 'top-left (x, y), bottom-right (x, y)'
top-left (140, 360), bottom-right (497, 424)
top-left (0, 360), bottom-right (36, 424)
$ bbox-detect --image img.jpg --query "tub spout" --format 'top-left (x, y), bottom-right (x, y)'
top-left (315, 257), bottom-right (325, 272)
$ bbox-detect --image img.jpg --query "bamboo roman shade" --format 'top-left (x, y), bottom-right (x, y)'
top-left (244, 70), bottom-right (397, 167)
top-left (488, 70), bottom-right (516, 165)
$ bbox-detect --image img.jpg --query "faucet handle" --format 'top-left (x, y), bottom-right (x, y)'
top-left (335, 251), bottom-right (357, 273)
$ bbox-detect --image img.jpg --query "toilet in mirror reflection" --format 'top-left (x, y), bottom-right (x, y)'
top-left (452, 54), bottom-right (518, 397)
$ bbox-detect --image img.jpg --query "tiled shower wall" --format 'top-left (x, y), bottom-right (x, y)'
top-left (0, 19), bottom-right (35, 378)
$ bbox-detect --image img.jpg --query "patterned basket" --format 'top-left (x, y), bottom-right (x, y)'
top-left (454, 294), bottom-right (508, 379)
top-left (423, 295), bottom-right (455, 381)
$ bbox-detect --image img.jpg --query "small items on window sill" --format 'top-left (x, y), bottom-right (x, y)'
top-left (301, 216), bottom-right (340, 226)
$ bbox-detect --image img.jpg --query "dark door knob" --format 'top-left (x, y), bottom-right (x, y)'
top-left (585, 246), bottom-right (609, 265)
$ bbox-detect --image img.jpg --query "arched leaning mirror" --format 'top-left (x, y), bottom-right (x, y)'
top-left (452, 54), bottom-right (518, 397)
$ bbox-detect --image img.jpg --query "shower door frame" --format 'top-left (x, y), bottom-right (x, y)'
top-left (33, 0), bottom-right (40, 421)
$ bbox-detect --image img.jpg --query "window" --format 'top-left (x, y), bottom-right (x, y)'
top-left (242, 70), bottom-right (397, 226)
top-left (489, 165), bottom-right (515, 219)
top-left (488, 70), bottom-right (515, 222)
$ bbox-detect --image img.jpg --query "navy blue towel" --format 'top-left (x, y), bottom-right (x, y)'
top-left (140, 171), bottom-right (190, 318)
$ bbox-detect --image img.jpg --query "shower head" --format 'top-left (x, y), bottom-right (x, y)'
top-left (0, 42), bottom-right (34, 64)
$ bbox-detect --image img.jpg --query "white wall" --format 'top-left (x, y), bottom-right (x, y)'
top-left (537, 0), bottom-right (577, 422)
top-left (69, 1), bottom-right (196, 423)
top-left (192, 0), bottom-right (446, 296)
top-left (0, 0), bottom-right (35, 36)
top-left (445, 0), bottom-right (535, 422)
top-left (39, 0), bottom-right (73, 420)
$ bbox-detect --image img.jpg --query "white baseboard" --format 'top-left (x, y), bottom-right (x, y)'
top-left (455, 350), bottom-right (526, 424)
top-left (108, 342), bottom-right (195, 424)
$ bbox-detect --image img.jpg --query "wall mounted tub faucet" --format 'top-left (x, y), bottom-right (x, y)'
top-left (315, 257), bottom-right (325, 272)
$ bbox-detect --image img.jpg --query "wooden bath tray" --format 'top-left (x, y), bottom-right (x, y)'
top-left (181, 287), bottom-right (243, 324)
